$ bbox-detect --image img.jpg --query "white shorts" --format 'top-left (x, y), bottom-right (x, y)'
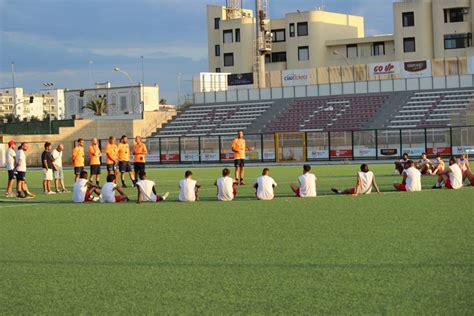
top-left (43, 169), bottom-right (53, 181)
top-left (54, 168), bottom-right (64, 180)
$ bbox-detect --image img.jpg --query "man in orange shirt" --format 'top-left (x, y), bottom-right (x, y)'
top-left (89, 137), bottom-right (102, 185)
top-left (117, 135), bottom-right (136, 187)
top-left (72, 138), bottom-right (85, 181)
top-left (231, 130), bottom-right (253, 185)
top-left (105, 136), bottom-right (118, 177)
top-left (133, 136), bottom-right (148, 175)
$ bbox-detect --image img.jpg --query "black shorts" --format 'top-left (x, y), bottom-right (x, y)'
top-left (16, 171), bottom-right (26, 181)
top-left (74, 167), bottom-right (84, 175)
top-left (90, 165), bottom-right (101, 175)
top-left (8, 170), bottom-right (15, 180)
top-left (134, 162), bottom-right (145, 174)
top-left (119, 161), bottom-right (132, 173)
top-left (234, 159), bottom-right (245, 167)
top-left (107, 163), bottom-right (117, 172)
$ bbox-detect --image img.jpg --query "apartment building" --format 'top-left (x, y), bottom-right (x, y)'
top-left (64, 83), bottom-right (160, 119)
top-left (208, 0), bottom-right (474, 74)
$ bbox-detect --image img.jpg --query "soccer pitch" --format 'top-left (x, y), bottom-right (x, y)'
top-left (1, 164), bottom-right (473, 314)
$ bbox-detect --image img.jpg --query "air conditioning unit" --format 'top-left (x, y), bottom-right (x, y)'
top-left (462, 8), bottom-right (469, 14)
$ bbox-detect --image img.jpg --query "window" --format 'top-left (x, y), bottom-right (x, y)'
top-left (402, 12), bottom-right (414, 27)
top-left (298, 46), bottom-right (309, 61)
top-left (216, 68), bottom-right (221, 73)
top-left (444, 33), bottom-right (472, 49)
top-left (224, 53), bottom-right (234, 66)
top-left (272, 52), bottom-right (287, 63)
top-left (120, 96), bottom-right (127, 111)
top-left (346, 44), bottom-right (358, 58)
top-left (444, 8), bottom-right (466, 23)
top-left (271, 29), bottom-right (286, 42)
top-left (289, 23), bottom-right (295, 37)
top-left (403, 37), bottom-right (416, 52)
top-left (223, 30), bottom-right (233, 43)
top-left (78, 99), bottom-right (84, 113)
top-left (372, 42), bottom-right (385, 56)
top-left (265, 55), bottom-right (271, 64)
top-left (297, 22), bottom-right (308, 36)
top-left (215, 44), bottom-right (220, 57)
top-left (214, 17), bottom-right (220, 29)
top-left (235, 28), bottom-right (241, 42)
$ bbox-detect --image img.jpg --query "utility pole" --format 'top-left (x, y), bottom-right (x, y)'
top-left (141, 56), bottom-right (145, 117)
top-left (11, 62), bottom-right (17, 119)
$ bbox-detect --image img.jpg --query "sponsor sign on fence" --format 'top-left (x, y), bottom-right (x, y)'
top-left (282, 69), bottom-right (311, 86)
top-left (368, 62), bottom-right (400, 76)
top-left (401, 60), bottom-right (432, 78)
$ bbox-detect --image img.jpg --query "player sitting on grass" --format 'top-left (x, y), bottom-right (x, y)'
top-left (431, 154), bottom-right (445, 177)
top-left (179, 170), bottom-right (200, 202)
top-left (332, 163), bottom-right (381, 196)
top-left (417, 153), bottom-right (434, 175)
top-left (433, 157), bottom-right (463, 190)
top-left (215, 168), bottom-right (238, 201)
top-left (135, 171), bottom-right (169, 204)
top-left (393, 160), bottom-right (422, 192)
top-left (72, 171), bottom-right (101, 203)
top-left (463, 167), bottom-right (474, 186)
top-left (100, 174), bottom-right (129, 203)
top-left (394, 153), bottom-right (409, 175)
top-left (290, 165), bottom-right (317, 198)
top-left (254, 168), bottom-right (277, 200)
top-left (459, 153), bottom-right (471, 182)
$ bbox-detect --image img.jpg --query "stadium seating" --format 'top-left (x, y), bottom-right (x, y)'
top-left (387, 89), bottom-right (474, 129)
top-left (264, 94), bottom-right (390, 132)
top-left (156, 102), bottom-right (273, 136)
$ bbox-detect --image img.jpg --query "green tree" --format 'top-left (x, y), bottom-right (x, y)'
top-left (83, 96), bottom-right (108, 115)
top-left (159, 99), bottom-right (168, 105)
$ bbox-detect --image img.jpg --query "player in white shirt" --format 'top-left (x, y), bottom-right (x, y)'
top-left (5, 140), bottom-right (17, 198)
top-left (458, 154), bottom-right (470, 182)
top-left (464, 166), bottom-right (474, 186)
top-left (332, 164), bottom-right (381, 196)
top-left (215, 168), bottom-right (238, 201)
top-left (179, 170), bottom-right (200, 202)
top-left (417, 153), bottom-right (434, 175)
top-left (394, 160), bottom-right (422, 192)
top-left (136, 171), bottom-right (169, 203)
top-left (72, 171), bottom-right (101, 203)
top-left (434, 157), bottom-right (464, 190)
top-left (100, 174), bottom-right (129, 203)
top-left (290, 165), bottom-right (317, 198)
top-left (52, 144), bottom-right (68, 193)
top-left (15, 142), bottom-right (35, 199)
top-left (254, 168), bottom-right (277, 200)
top-left (394, 153), bottom-right (409, 175)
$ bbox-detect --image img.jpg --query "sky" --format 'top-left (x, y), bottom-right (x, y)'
top-left (0, 0), bottom-right (393, 103)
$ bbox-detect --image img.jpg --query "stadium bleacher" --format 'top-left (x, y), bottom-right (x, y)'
top-left (155, 88), bottom-right (474, 137)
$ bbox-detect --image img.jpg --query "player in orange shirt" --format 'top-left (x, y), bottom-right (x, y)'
top-left (133, 136), bottom-right (148, 175)
top-left (88, 137), bottom-right (102, 185)
top-left (117, 135), bottom-right (136, 187)
top-left (72, 138), bottom-right (85, 181)
top-left (105, 136), bottom-right (119, 178)
top-left (231, 130), bottom-right (253, 185)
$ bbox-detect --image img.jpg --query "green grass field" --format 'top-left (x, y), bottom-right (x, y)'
top-left (1, 164), bottom-right (473, 314)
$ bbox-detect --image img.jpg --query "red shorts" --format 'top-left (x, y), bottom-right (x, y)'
top-left (396, 184), bottom-right (407, 192)
top-left (115, 195), bottom-right (123, 202)
top-left (471, 178), bottom-right (474, 186)
top-left (295, 188), bottom-right (300, 197)
top-left (445, 179), bottom-right (453, 189)
top-left (84, 192), bottom-right (93, 202)
top-left (348, 188), bottom-right (356, 194)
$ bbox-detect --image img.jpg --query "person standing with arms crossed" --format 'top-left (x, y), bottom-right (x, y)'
top-left (89, 138), bottom-right (102, 186)
top-left (133, 136), bottom-right (148, 175)
top-left (105, 136), bottom-right (119, 178)
top-left (117, 135), bottom-right (136, 187)
top-left (52, 144), bottom-right (68, 193)
top-left (231, 130), bottom-right (253, 185)
top-left (5, 140), bottom-right (17, 198)
top-left (72, 138), bottom-right (85, 182)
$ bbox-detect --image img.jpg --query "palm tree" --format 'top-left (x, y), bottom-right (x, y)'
top-left (83, 97), bottom-right (108, 116)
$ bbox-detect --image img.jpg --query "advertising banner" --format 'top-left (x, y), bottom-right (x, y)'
top-left (402, 147), bottom-right (425, 156)
top-left (147, 154), bottom-right (161, 162)
top-left (263, 151), bottom-right (276, 160)
top-left (401, 60), bottom-right (432, 78)
top-left (368, 61), bottom-right (400, 76)
top-left (379, 148), bottom-right (398, 157)
top-left (201, 152), bottom-right (220, 161)
top-left (228, 73), bottom-right (254, 86)
top-left (426, 147), bottom-right (451, 155)
top-left (160, 153), bottom-right (179, 162)
top-left (354, 148), bottom-right (377, 158)
top-left (452, 146), bottom-right (474, 155)
top-left (181, 152), bottom-right (200, 162)
top-left (282, 69), bottom-right (311, 86)
top-left (307, 148), bottom-right (329, 159)
top-left (330, 149), bottom-right (353, 158)
top-left (468, 56), bottom-right (474, 74)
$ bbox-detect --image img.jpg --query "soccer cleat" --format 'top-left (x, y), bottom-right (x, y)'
top-left (331, 188), bottom-right (341, 194)
top-left (162, 192), bottom-right (170, 201)
top-left (26, 192), bottom-right (36, 198)
top-left (6, 192), bottom-right (16, 198)
top-left (92, 196), bottom-right (100, 202)
top-left (239, 181), bottom-right (247, 186)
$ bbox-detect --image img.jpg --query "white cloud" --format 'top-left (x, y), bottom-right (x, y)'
top-left (89, 44), bottom-right (208, 61)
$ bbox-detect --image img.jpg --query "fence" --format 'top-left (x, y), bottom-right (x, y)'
top-left (0, 119), bottom-right (75, 135)
top-left (103, 126), bottom-right (474, 165)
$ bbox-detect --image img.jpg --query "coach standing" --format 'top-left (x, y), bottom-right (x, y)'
top-left (133, 136), bottom-right (148, 175)
top-left (72, 138), bottom-right (85, 181)
top-left (231, 130), bottom-right (253, 185)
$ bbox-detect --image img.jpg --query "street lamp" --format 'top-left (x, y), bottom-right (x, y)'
top-left (113, 67), bottom-right (135, 85)
top-left (333, 50), bottom-right (350, 65)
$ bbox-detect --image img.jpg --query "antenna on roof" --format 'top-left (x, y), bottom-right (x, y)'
top-left (225, 0), bottom-right (243, 19)
top-left (316, 0), bottom-right (326, 11)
